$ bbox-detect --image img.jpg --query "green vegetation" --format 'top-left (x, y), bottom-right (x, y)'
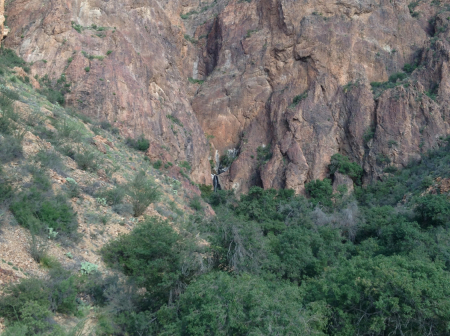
top-left (180, 2), bottom-right (217, 19)
top-left (408, 1), bottom-right (420, 17)
top-left (37, 73), bottom-right (71, 105)
top-left (166, 114), bottom-right (183, 126)
top-left (0, 48), bottom-right (26, 74)
top-left (370, 71), bottom-right (411, 98)
top-left (219, 152), bottom-right (235, 169)
top-left (179, 160), bottom-right (191, 171)
top-left (183, 34), bottom-right (198, 44)
top-left (188, 77), bottom-right (204, 84)
top-left (125, 135), bottom-right (150, 151)
top-left (245, 29), bottom-right (258, 38)
top-left (3, 39), bottom-right (450, 336)
top-left (329, 153), bottom-right (363, 184)
top-left (289, 91), bottom-right (308, 107)
top-left (127, 170), bottom-right (161, 217)
top-left (256, 144), bottom-right (272, 166)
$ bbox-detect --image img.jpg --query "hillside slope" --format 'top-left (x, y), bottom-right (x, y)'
top-left (0, 50), bottom-right (210, 333)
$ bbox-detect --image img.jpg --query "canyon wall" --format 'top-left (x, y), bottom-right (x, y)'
top-left (4, 0), bottom-right (450, 192)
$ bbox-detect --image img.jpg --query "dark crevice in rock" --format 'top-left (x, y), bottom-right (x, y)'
top-left (204, 17), bottom-right (222, 77)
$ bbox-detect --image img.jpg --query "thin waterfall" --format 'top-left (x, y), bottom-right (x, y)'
top-left (212, 174), bottom-right (221, 192)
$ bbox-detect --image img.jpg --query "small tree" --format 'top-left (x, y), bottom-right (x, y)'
top-left (128, 171), bottom-right (161, 217)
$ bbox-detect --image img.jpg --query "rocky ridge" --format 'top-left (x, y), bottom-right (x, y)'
top-left (3, 0), bottom-right (450, 193)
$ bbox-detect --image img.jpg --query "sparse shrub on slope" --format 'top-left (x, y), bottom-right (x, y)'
top-left (127, 170), bottom-right (161, 217)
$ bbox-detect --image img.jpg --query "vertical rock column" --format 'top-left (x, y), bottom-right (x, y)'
top-left (0, 0), bottom-right (5, 40)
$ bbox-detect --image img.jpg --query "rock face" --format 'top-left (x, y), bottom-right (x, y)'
top-left (3, 0), bottom-right (212, 184)
top-left (0, 0), bottom-right (5, 39)
top-left (4, 0), bottom-right (450, 193)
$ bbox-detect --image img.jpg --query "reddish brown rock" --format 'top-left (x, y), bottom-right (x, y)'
top-left (4, 0), bottom-right (450, 194)
top-left (332, 172), bottom-right (354, 195)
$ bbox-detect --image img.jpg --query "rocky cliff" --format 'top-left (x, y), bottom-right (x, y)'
top-left (4, 0), bottom-right (450, 193)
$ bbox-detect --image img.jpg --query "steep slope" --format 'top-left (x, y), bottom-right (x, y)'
top-left (4, 0), bottom-right (450, 194)
top-left (3, 0), bottom-right (212, 184)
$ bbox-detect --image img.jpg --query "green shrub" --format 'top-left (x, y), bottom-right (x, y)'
top-left (64, 177), bottom-right (80, 198)
top-left (290, 91), bottom-right (308, 107)
top-left (101, 217), bottom-right (191, 306)
top-left (0, 278), bottom-right (50, 321)
top-left (189, 196), bottom-right (203, 211)
top-left (0, 48), bottom-right (26, 72)
top-left (35, 149), bottom-right (65, 174)
top-left (153, 159), bottom-right (162, 169)
top-left (256, 144), bottom-right (272, 166)
top-left (199, 184), bottom-right (213, 199)
top-left (40, 254), bottom-right (61, 269)
top-left (179, 160), bottom-right (191, 171)
top-left (125, 135), bottom-right (150, 151)
top-left (415, 194), bottom-right (450, 227)
top-left (99, 120), bottom-right (112, 130)
top-left (0, 93), bottom-right (18, 135)
top-left (0, 167), bottom-right (13, 203)
top-left (74, 149), bottom-right (99, 172)
top-left (112, 203), bottom-right (133, 216)
top-left (166, 114), bottom-right (183, 126)
top-left (13, 301), bottom-right (53, 335)
top-left (388, 72), bottom-right (407, 82)
top-left (84, 67), bottom-right (90, 72)
top-left (0, 134), bottom-right (23, 163)
top-left (188, 77), bottom-right (204, 84)
top-left (10, 187), bottom-right (78, 235)
top-left (329, 153), bottom-right (363, 184)
top-left (0, 87), bottom-right (20, 101)
top-left (37, 74), bottom-right (71, 106)
top-left (306, 255), bottom-right (450, 336)
top-left (54, 117), bottom-right (83, 142)
top-left (403, 63), bottom-right (417, 74)
top-left (96, 185), bottom-right (126, 206)
top-left (127, 171), bottom-right (161, 217)
top-left (305, 179), bottom-right (333, 207)
top-left (160, 272), bottom-right (327, 335)
top-left (219, 153), bottom-right (235, 169)
top-left (28, 232), bottom-right (49, 263)
top-left (48, 268), bottom-right (78, 314)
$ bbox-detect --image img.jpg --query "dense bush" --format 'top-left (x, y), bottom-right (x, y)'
top-left (126, 135), bottom-right (150, 151)
top-left (101, 217), bottom-right (199, 307)
top-left (0, 268), bottom-right (81, 336)
top-left (415, 194), bottom-right (450, 227)
top-left (305, 179), bottom-right (333, 207)
top-left (10, 186), bottom-right (78, 236)
top-left (306, 255), bottom-right (450, 335)
top-left (159, 272), bottom-right (327, 335)
top-left (328, 153), bottom-right (363, 183)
